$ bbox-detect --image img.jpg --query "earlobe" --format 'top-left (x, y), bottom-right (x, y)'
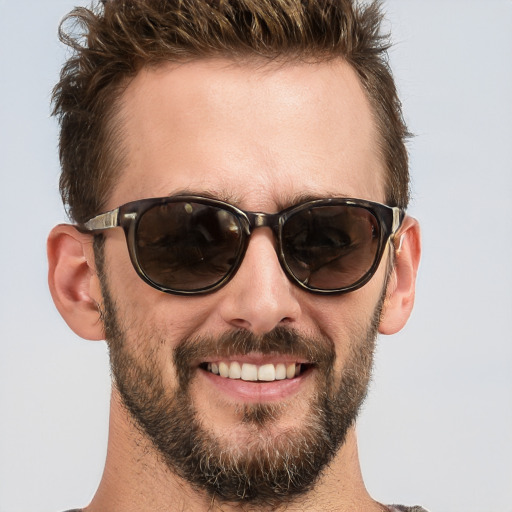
top-left (379, 216), bottom-right (421, 335)
top-left (47, 224), bottom-right (105, 341)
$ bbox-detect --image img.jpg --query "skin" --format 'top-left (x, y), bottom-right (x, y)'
top-left (48, 58), bottom-right (421, 511)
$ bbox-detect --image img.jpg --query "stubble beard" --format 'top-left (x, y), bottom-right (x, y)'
top-left (98, 269), bottom-right (384, 509)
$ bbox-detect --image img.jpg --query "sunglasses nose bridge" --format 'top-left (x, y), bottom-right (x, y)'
top-left (245, 211), bottom-right (282, 249)
top-left (246, 211), bottom-right (281, 230)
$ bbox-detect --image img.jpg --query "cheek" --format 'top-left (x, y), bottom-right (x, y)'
top-left (305, 286), bottom-right (383, 371)
top-left (103, 236), bottom-right (217, 341)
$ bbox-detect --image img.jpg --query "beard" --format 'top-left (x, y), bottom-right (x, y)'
top-left (97, 262), bottom-right (384, 509)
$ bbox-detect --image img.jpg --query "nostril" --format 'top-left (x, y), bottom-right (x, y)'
top-left (230, 318), bottom-right (252, 330)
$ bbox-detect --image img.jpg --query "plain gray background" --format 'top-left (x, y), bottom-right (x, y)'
top-left (1, 1), bottom-right (511, 511)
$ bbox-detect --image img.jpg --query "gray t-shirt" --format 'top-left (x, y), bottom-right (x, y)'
top-left (65, 506), bottom-right (429, 511)
top-left (388, 506), bottom-right (429, 512)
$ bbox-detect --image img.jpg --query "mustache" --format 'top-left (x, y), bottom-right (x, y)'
top-left (173, 326), bottom-right (336, 384)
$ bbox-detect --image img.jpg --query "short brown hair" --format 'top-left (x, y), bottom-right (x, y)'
top-left (52, 0), bottom-right (410, 223)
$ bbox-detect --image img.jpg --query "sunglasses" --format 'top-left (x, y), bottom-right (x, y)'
top-left (80, 195), bottom-right (404, 295)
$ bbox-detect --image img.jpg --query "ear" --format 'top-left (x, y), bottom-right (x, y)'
top-left (379, 216), bottom-right (421, 335)
top-left (47, 224), bottom-right (105, 341)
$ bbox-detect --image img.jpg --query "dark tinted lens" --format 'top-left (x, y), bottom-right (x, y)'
top-left (282, 205), bottom-right (380, 290)
top-left (135, 201), bottom-right (243, 291)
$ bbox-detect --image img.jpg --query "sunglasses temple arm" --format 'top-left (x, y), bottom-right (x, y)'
top-left (81, 208), bottom-right (120, 232)
top-left (390, 208), bottom-right (407, 254)
top-left (391, 207), bottom-right (404, 235)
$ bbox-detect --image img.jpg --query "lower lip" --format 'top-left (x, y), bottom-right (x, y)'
top-left (199, 368), bottom-right (311, 403)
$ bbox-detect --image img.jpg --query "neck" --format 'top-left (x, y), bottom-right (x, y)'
top-left (85, 389), bottom-right (385, 512)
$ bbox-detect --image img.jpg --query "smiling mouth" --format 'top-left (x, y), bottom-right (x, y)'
top-left (199, 361), bottom-right (312, 382)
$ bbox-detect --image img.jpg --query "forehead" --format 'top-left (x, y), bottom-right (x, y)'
top-left (111, 58), bottom-right (385, 210)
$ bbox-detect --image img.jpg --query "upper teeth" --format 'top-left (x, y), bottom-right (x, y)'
top-left (207, 362), bottom-right (301, 382)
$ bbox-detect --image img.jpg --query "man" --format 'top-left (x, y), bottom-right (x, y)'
top-left (47, 0), bottom-right (423, 510)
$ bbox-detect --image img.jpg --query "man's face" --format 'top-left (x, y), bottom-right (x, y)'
top-left (98, 58), bottom-right (390, 505)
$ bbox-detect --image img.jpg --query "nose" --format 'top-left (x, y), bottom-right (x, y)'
top-left (217, 229), bottom-right (302, 335)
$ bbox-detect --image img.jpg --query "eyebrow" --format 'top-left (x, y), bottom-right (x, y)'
top-left (273, 191), bottom-right (351, 211)
top-left (167, 188), bottom-right (242, 204)
top-left (167, 188), bottom-right (351, 211)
